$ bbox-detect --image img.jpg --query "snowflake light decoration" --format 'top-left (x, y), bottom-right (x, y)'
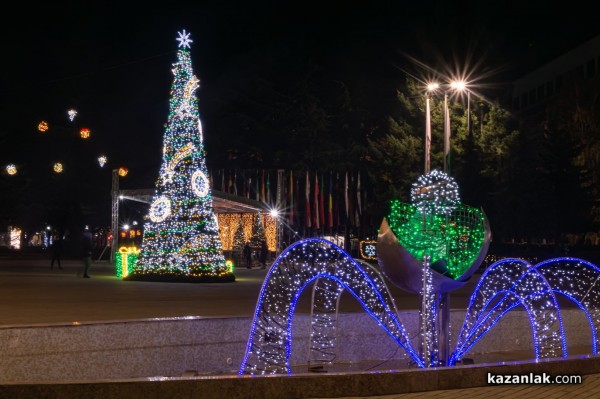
top-left (176, 30), bottom-right (193, 48)
top-left (410, 169), bottom-right (460, 216)
top-left (149, 196), bottom-right (172, 223)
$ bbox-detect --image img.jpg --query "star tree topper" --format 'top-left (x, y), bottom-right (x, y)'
top-left (176, 30), bottom-right (193, 48)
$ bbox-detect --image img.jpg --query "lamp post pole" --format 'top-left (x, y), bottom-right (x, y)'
top-left (110, 169), bottom-right (119, 263)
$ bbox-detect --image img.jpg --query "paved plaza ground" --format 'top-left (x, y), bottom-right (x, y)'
top-left (1, 252), bottom-right (600, 398)
top-left (0, 254), bottom-right (485, 326)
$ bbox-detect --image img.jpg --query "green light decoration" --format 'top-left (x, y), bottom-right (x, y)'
top-left (387, 170), bottom-right (486, 280)
top-left (126, 30), bottom-right (234, 283)
top-left (115, 249), bottom-right (138, 279)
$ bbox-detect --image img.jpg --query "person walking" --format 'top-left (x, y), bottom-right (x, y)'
top-left (50, 231), bottom-right (63, 270)
top-left (259, 239), bottom-right (268, 270)
top-left (243, 242), bottom-right (252, 269)
top-left (81, 229), bottom-right (93, 278)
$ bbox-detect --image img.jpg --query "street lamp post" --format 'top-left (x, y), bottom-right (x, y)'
top-left (425, 83), bottom-right (439, 174)
top-left (111, 169), bottom-right (119, 263)
top-left (422, 79), bottom-right (471, 366)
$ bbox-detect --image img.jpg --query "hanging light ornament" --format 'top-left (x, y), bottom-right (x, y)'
top-left (53, 162), bottom-right (64, 173)
top-left (118, 167), bottom-right (128, 177)
top-left (5, 164), bottom-right (17, 175)
top-left (67, 109), bottom-right (77, 122)
top-left (80, 128), bottom-right (91, 139)
top-left (97, 155), bottom-right (107, 167)
top-left (38, 121), bottom-right (49, 132)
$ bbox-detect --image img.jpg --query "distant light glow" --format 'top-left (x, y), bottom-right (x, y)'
top-left (118, 167), bottom-right (128, 177)
top-left (68, 109), bottom-right (77, 122)
top-left (98, 155), bottom-right (107, 167)
top-left (269, 209), bottom-right (279, 218)
top-left (80, 128), bottom-right (91, 139)
top-left (10, 227), bottom-right (21, 249)
top-left (38, 121), bottom-right (49, 132)
top-left (427, 82), bottom-right (439, 91)
top-left (53, 162), bottom-right (63, 173)
top-left (5, 164), bottom-right (17, 175)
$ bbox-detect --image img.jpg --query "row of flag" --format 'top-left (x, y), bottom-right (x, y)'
top-left (209, 169), bottom-right (367, 230)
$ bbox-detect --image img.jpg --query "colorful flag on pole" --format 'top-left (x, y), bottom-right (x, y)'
top-left (319, 173), bottom-right (325, 230)
top-left (233, 171), bottom-right (238, 196)
top-left (356, 171), bottom-right (361, 216)
top-left (305, 171), bottom-right (311, 228)
top-left (328, 172), bottom-right (333, 229)
top-left (344, 171), bottom-right (349, 219)
top-left (261, 170), bottom-right (266, 202)
top-left (266, 173), bottom-right (271, 204)
top-left (295, 175), bottom-right (300, 226)
top-left (289, 171), bottom-right (294, 224)
top-left (314, 172), bottom-right (320, 230)
top-left (256, 171), bottom-right (260, 201)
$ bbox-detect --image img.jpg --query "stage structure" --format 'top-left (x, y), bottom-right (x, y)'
top-left (111, 187), bottom-right (278, 258)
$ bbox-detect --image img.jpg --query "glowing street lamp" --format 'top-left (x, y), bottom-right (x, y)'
top-left (450, 80), bottom-right (471, 143)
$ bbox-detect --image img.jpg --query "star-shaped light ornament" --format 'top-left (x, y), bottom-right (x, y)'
top-left (176, 30), bottom-right (193, 48)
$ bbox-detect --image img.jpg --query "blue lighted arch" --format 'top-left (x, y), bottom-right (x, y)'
top-left (534, 257), bottom-right (600, 355)
top-left (450, 258), bottom-right (566, 365)
top-left (239, 238), bottom-right (423, 375)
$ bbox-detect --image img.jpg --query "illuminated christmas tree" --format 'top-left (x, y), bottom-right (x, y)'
top-left (249, 212), bottom-right (266, 248)
top-left (127, 30), bottom-right (234, 282)
top-left (232, 219), bottom-right (246, 249)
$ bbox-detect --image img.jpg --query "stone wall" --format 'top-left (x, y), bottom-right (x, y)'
top-left (0, 308), bottom-right (593, 383)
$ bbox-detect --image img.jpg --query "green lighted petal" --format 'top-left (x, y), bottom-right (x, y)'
top-left (387, 200), bottom-right (485, 280)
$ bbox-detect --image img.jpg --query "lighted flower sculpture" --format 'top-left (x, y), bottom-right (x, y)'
top-left (239, 170), bottom-right (600, 375)
top-left (377, 169), bottom-right (491, 294)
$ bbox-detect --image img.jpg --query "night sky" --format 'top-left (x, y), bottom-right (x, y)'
top-left (2, 1), bottom-right (600, 193)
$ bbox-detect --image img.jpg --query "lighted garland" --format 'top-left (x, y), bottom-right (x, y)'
top-left (128, 30), bottom-right (233, 283)
top-left (410, 169), bottom-right (459, 216)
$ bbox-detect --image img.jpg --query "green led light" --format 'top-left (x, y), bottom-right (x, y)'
top-left (387, 200), bottom-right (485, 280)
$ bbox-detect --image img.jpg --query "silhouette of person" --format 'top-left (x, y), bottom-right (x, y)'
top-left (81, 229), bottom-right (93, 278)
top-left (259, 239), bottom-right (268, 270)
top-left (50, 231), bottom-right (63, 270)
top-left (243, 242), bottom-right (252, 269)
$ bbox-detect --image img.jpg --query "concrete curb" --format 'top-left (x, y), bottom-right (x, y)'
top-left (1, 355), bottom-right (599, 399)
